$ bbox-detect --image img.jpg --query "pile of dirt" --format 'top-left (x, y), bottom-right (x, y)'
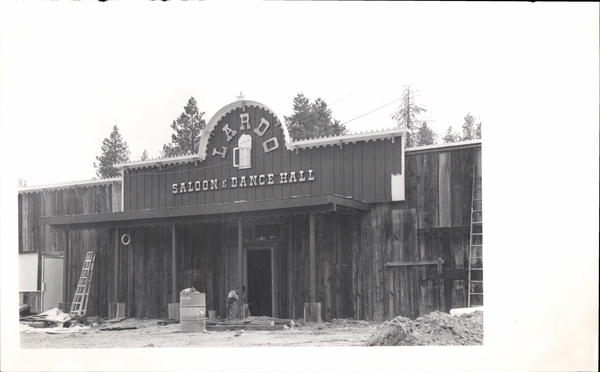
top-left (366, 311), bottom-right (483, 346)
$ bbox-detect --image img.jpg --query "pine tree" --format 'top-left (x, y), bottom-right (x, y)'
top-left (284, 93), bottom-right (347, 141)
top-left (461, 113), bottom-right (480, 141)
top-left (161, 97), bottom-right (206, 157)
top-left (391, 85), bottom-right (427, 147)
top-left (443, 126), bottom-right (461, 143)
top-left (94, 125), bottom-right (130, 178)
top-left (416, 122), bottom-right (436, 146)
top-left (140, 149), bottom-right (149, 161)
top-left (18, 177), bottom-right (27, 188)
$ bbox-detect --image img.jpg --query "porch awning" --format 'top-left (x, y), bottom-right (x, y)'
top-left (39, 194), bottom-right (370, 229)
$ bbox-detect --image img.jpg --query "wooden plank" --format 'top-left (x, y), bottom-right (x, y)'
top-left (374, 139), bottom-right (386, 202)
top-left (288, 147), bottom-right (300, 202)
top-left (299, 148), bottom-right (311, 197)
top-left (321, 146), bottom-right (334, 196)
top-left (332, 214), bottom-right (341, 319)
top-left (391, 210), bottom-right (401, 317)
top-left (408, 210), bottom-right (418, 319)
top-left (424, 152), bottom-right (439, 229)
top-left (287, 220), bottom-right (294, 319)
top-left (238, 219), bottom-right (244, 319)
top-left (386, 260), bottom-right (443, 267)
top-left (63, 231), bottom-right (69, 302)
top-left (113, 228), bottom-right (119, 303)
top-left (381, 206), bottom-right (393, 319)
top-left (463, 149), bottom-right (475, 225)
top-left (373, 206), bottom-right (385, 321)
top-left (333, 144), bottom-right (344, 196)
top-left (450, 148), bottom-right (463, 226)
top-left (438, 152), bottom-right (452, 227)
top-left (309, 213), bottom-right (316, 303)
top-left (352, 143), bottom-right (362, 201)
top-left (415, 155), bottom-right (426, 228)
top-left (362, 141), bottom-right (375, 202)
top-left (171, 225), bottom-right (177, 304)
top-left (280, 132), bottom-right (291, 200)
top-left (352, 214), bottom-right (361, 320)
top-left (342, 144), bottom-right (353, 197)
top-left (22, 195), bottom-right (29, 252)
top-left (324, 256), bottom-right (332, 322)
top-left (360, 211), bottom-right (371, 320)
top-left (383, 140), bottom-right (394, 202)
top-left (127, 228), bottom-right (133, 317)
top-left (339, 215), bottom-right (353, 318)
top-left (271, 135), bottom-right (282, 201)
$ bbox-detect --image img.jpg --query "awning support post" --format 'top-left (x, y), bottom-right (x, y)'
top-left (172, 225), bottom-right (177, 303)
top-left (238, 218), bottom-right (245, 319)
top-left (304, 213), bottom-right (322, 323)
top-left (309, 213), bottom-right (316, 302)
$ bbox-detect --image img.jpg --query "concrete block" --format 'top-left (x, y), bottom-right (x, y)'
top-left (304, 302), bottom-right (322, 323)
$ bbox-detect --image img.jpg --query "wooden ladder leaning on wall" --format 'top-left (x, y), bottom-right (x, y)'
top-left (468, 159), bottom-right (483, 307)
top-left (70, 251), bottom-right (96, 317)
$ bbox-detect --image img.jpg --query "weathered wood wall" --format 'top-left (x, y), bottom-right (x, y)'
top-left (18, 144), bottom-right (481, 320)
top-left (19, 181), bottom-right (121, 253)
top-left (283, 145), bottom-right (480, 320)
top-left (349, 146), bottom-right (479, 320)
top-left (18, 181), bottom-right (121, 313)
top-left (65, 223), bottom-right (222, 318)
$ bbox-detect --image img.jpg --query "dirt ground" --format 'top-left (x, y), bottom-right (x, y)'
top-left (20, 311), bottom-right (483, 348)
top-left (367, 311), bottom-right (483, 346)
top-left (20, 317), bottom-right (381, 348)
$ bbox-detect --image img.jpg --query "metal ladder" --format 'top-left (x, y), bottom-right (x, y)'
top-left (70, 251), bottom-right (96, 316)
top-left (468, 159), bottom-right (483, 307)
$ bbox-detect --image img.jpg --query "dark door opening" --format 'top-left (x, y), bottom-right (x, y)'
top-left (247, 249), bottom-right (272, 317)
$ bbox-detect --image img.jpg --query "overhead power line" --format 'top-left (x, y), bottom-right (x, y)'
top-left (330, 86), bottom-right (371, 106)
top-left (339, 98), bottom-right (402, 127)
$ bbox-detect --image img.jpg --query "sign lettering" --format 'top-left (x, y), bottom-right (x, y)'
top-left (172, 169), bottom-right (315, 194)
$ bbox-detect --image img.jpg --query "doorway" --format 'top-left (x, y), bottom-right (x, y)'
top-left (226, 221), bottom-right (281, 318)
top-left (247, 249), bottom-right (272, 317)
top-left (41, 255), bottom-right (64, 311)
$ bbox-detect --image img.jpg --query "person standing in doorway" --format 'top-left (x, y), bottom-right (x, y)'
top-left (227, 285), bottom-right (245, 318)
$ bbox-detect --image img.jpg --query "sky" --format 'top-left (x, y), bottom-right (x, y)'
top-left (0, 2), bottom-right (520, 186)
top-left (1, 3), bottom-right (599, 371)
top-left (1, 3), bottom-right (597, 187)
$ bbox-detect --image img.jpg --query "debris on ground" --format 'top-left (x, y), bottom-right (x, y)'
top-left (104, 317), bottom-right (128, 323)
top-left (19, 304), bottom-right (31, 316)
top-left (366, 310), bottom-right (483, 346)
top-left (180, 287), bottom-right (198, 293)
top-left (99, 318), bottom-right (145, 331)
top-left (20, 323), bottom-right (90, 334)
top-left (20, 307), bottom-right (73, 328)
top-left (99, 325), bottom-right (139, 331)
top-left (157, 319), bottom-right (180, 326)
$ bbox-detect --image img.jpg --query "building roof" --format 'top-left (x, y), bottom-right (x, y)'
top-left (18, 177), bottom-right (121, 194)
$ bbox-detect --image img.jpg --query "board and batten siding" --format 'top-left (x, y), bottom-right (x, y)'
top-left (123, 105), bottom-right (404, 211)
top-left (345, 145), bottom-right (480, 320)
top-left (18, 142), bottom-right (480, 321)
top-left (18, 182), bottom-right (121, 314)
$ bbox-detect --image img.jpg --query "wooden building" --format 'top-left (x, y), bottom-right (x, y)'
top-left (18, 99), bottom-right (483, 321)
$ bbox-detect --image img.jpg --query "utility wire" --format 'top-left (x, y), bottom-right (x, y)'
top-left (339, 98), bottom-right (402, 126)
top-left (330, 86), bottom-right (371, 106)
